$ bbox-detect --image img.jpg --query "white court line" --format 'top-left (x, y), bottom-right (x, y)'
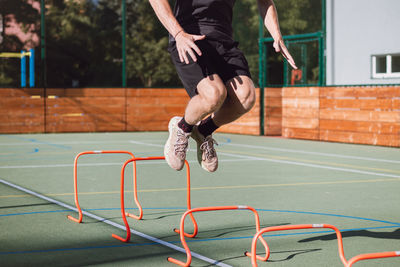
top-left (0, 140), bottom-right (140, 146)
top-left (130, 140), bottom-right (400, 179)
top-left (226, 143), bottom-right (400, 164)
top-left (130, 139), bottom-right (400, 164)
top-left (0, 159), bottom-right (251, 169)
top-left (0, 179), bottom-right (232, 267)
top-left (1, 136), bottom-right (397, 164)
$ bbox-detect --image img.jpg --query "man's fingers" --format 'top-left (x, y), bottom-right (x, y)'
top-left (275, 40), bottom-right (298, 69)
top-left (178, 48), bottom-right (198, 64)
top-left (280, 46), bottom-right (297, 69)
top-left (186, 49), bottom-right (197, 63)
top-left (176, 33), bottom-right (204, 64)
top-left (192, 34), bottom-right (206, 41)
top-left (189, 43), bottom-right (202, 56)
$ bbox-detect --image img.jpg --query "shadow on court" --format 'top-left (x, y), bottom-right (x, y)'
top-left (201, 248), bottom-right (322, 266)
top-left (299, 228), bottom-right (400, 242)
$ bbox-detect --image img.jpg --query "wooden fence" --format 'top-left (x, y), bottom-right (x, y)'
top-left (282, 86), bottom-right (399, 147)
top-left (0, 86), bottom-right (398, 147)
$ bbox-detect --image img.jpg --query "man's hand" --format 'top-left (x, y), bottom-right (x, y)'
top-left (273, 39), bottom-right (297, 69)
top-left (175, 31), bottom-right (206, 64)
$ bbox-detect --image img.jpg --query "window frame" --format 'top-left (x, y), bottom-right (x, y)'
top-left (372, 54), bottom-right (400, 79)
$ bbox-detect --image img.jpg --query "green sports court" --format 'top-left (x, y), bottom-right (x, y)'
top-left (2, 0), bottom-right (400, 266)
top-left (1, 132), bottom-right (399, 266)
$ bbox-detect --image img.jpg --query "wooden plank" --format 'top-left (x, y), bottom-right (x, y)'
top-left (47, 106), bottom-right (125, 115)
top-left (46, 88), bottom-right (126, 97)
top-left (0, 88), bottom-right (44, 97)
top-left (46, 97), bottom-right (125, 106)
top-left (282, 118), bottom-right (319, 129)
top-left (282, 128), bottom-right (319, 140)
top-left (127, 121), bottom-right (168, 131)
top-left (282, 87), bottom-right (319, 97)
top-left (46, 121), bottom-right (125, 132)
top-left (265, 107), bottom-right (282, 118)
top-left (1, 114), bottom-right (44, 124)
top-left (0, 98), bottom-right (44, 107)
top-left (282, 108), bottom-right (319, 118)
top-left (0, 107), bottom-right (44, 117)
top-left (128, 96), bottom-right (187, 106)
top-left (320, 109), bottom-right (400, 122)
top-left (265, 117), bottom-right (282, 136)
top-left (0, 124), bottom-right (45, 133)
top-left (319, 130), bottom-right (399, 147)
top-left (264, 88), bottom-right (282, 97)
top-left (320, 119), bottom-right (400, 134)
top-left (218, 124), bottom-right (259, 135)
top-left (47, 113), bottom-right (125, 123)
top-left (320, 98), bottom-right (395, 110)
top-left (265, 97), bottom-right (282, 107)
top-left (128, 106), bottom-right (186, 116)
top-left (320, 86), bottom-right (400, 98)
top-left (127, 88), bottom-right (188, 97)
top-left (282, 98), bottom-right (319, 108)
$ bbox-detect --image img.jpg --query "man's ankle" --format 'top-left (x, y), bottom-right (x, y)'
top-left (178, 117), bottom-right (194, 133)
top-left (198, 116), bottom-right (219, 137)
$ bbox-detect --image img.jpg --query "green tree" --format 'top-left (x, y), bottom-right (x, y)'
top-left (232, 0), bottom-right (260, 83)
top-left (46, 0), bottom-right (121, 87)
top-left (125, 0), bottom-right (179, 87)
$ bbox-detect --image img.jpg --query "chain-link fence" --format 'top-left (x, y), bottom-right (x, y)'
top-left (0, 0), bottom-right (184, 88)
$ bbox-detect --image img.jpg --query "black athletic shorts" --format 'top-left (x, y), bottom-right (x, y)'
top-left (168, 39), bottom-right (251, 98)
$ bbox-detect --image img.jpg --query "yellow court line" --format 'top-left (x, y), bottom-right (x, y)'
top-left (219, 149), bottom-right (400, 175)
top-left (1, 177), bottom-right (399, 199)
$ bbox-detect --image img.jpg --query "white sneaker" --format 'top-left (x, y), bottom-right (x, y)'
top-left (191, 126), bottom-right (218, 172)
top-left (164, 116), bottom-right (190, 171)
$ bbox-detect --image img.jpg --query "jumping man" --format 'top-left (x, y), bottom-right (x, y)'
top-left (149, 0), bottom-right (297, 172)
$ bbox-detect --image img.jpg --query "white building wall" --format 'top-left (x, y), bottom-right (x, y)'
top-left (326, 0), bottom-right (400, 85)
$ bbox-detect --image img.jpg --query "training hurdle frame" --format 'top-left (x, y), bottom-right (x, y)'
top-left (67, 151), bottom-right (138, 225)
top-left (167, 205), bottom-right (269, 267)
top-left (249, 224), bottom-right (400, 267)
top-left (116, 156), bottom-right (198, 242)
top-left (67, 152), bottom-right (198, 243)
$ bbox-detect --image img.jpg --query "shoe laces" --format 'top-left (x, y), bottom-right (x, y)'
top-left (200, 136), bottom-right (218, 160)
top-left (174, 129), bottom-right (189, 160)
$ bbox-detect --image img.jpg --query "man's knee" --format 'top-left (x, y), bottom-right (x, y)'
top-left (227, 76), bottom-right (256, 113)
top-left (241, 88), bottom-right (256, 112)
top-left (197, 76), bottom-right (227, 111)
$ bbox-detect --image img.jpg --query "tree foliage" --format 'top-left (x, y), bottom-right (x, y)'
top-left (0, 0), bottom-right (322, 88)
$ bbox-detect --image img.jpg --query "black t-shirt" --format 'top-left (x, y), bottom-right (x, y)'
top-left (170, 0), bottom-right (236, 43)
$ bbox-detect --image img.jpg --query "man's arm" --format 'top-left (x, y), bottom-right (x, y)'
top-left (257, 0), bottom-right (297, 69)
top-left (148, 0), bottom-right (205, 64)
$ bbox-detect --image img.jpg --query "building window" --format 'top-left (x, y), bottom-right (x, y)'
top-left (372, 54), bottom-right (400, 78)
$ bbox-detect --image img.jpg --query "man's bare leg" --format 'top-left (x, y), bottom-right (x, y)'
top-left (164, 74), bottom-right (227, 171)
top-left (183, 74), bottom-right (227, 125)
top-left (190, 75), bottom-right (255, 172)
top-left (212, 75), bottom-right (256, 126)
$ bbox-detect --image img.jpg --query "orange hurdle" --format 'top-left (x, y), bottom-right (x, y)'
top-left (67, 151), bottom-right (138, 224)
top-left (167, 205), bottom-right (269, 267)
top-left (113, 157), bottom-right (198, 242)
top-left (248, 224), bottom-right (400, 267)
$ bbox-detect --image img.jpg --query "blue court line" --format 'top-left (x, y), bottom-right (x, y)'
top-left (0, 179), bottom-right (231, 267)
top-left (1, 225), bottom-right (398, 256)
top-left (0, 207), bottom-right (187, 217)
top-left (4, 135), bottom-right (71, 150)
top-left (0, 148), bottom-right (39, 157)
top-left (256, 209), bottom-right (400, 226)
top-left (219, 136), bottom-right (232, 146)
top-left (2, 207), bottom-right (399, 226)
